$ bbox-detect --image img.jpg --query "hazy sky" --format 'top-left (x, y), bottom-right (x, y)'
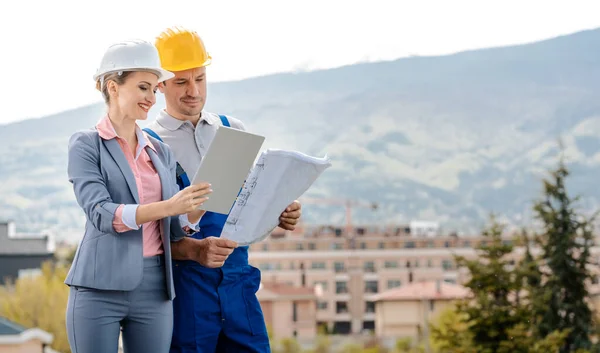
top-left (1, 0), bottom-right (599, 125)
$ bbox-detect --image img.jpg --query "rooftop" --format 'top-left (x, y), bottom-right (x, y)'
top-left (371, 280), bottom-right (470, 302)
top-left (0, 221), bottom-right (54, 255)
top-left (257, 282), bottom-right (317, 301)
top-left (0, 317), bottom-right (26, 336)
top-left (0, 316), bottom-right (53, 346)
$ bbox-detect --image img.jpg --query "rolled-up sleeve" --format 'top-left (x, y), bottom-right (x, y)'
top-left (179, 213), bottom-right (201, 232)
top-left (121, 205), bottom-right (140, 230)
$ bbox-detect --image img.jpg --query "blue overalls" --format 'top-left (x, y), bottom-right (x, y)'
top-left (144, 116), bottom-right (270, 353)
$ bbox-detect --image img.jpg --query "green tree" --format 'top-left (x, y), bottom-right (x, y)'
top-left (429, 309), bottom-right (476, 353)
top-left (532, 157), bottom-right (597, 352)
top-left (278, 337), bottom-right (302, 353)
top-left (431, 216), bottom-right (570, 353)
top-left (452, 216), bottom-right (527, 353)
top-left (0, 261), bottom-right (70, 353)
top-left (497, 323), bottom-right (571, 353)
top-left (314, 334), bottom-right (332, 353)
top-left (337, 343), bottom-right (362, 353)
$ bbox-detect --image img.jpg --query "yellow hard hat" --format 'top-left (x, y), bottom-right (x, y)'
top-left (155, 26), bottom-right (212, 72)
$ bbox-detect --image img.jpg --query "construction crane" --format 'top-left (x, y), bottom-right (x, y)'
top-left (298, 197), bottom-right (379, 238)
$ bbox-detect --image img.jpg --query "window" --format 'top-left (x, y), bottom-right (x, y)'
top-left (387, 280), bottom-right (401, 289)
top-left (334, 262), bottom-right (345, 273)
top-left (365, 280), bottom-right (378, 293)
top-left (262, 244), bottom-right (269, 251)
top-left (311, 262), bottom-right (326, 270)
top-left (18, 268), bottom-right (41, 279)
top-left (405, 241), bottom-right (415, 249)
top-left (365, 301), bottom-right (376, 313)
top-left (296, 243), bottom-right (304, 251)
top-left (414, 260), bottom-right (420, 268)
top-left (293, 302), bottom-right (298, 321)
top-left (336, 301), bottom-right (349, 314)
top-left (258, 263), bottom-right (273, 271)
top-left (378, 242), bottom-right (385, 249)
top-left (332, 243), bottom-right (343, 250)
top-left (314, 281), bottom-right (328, 291)
top-left (336, 281), bottom-right (348, 294)
top-left (384, 261), bottom-right (398, 268)
top-left (442, 260), bottom-right (453, 271)
top-left (316, 301), bottom-right (328, 310)
top-left (427, 259), bottom-right (433, 268)
top-left (363, 261), bottom-right (376, 273)
top-left (360, 242), bottom-right (367, 249)
top-left (308, 242), bottom-right (316, 250)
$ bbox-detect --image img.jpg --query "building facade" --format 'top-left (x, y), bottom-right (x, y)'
top-left (257, 282), bottom-right (317, 340)
top-left (248, 224), bottom-right (501, 335)
top-left (0, 317), bottom-right (55, 353)
top-left (0, 221), bottom-right (55, 285)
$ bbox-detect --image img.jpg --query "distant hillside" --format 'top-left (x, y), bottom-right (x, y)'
top-left (2, 28), bottom-right (600, 240)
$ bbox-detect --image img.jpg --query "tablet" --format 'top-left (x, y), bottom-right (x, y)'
top-left (191, 126), bottom-right (266, 214)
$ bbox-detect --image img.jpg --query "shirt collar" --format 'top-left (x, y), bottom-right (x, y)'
top-left (157, 109), bottom-right (218, 131)
top-left (96, 115), bottom-right (156, 152)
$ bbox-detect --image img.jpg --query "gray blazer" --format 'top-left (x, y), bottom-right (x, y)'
top-left (64, 129), bottom-right (187, 300)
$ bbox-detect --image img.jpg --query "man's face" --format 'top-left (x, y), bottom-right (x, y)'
top-left (159, 66), bottom-right (207, 121)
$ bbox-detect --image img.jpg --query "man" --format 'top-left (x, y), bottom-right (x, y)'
top-left (144, 26), bottom-right (302, 353)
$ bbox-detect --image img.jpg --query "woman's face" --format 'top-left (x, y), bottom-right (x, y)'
top-left (111, 71), bottom-right (159, 121)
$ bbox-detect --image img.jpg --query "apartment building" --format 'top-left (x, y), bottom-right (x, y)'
top-left (248, 223), bottom-right (505, 335)
top-left (257, 282), bottom-right (317, 340)
top-left (372, 280), bottom-right (470, 340)
top-left (0, 316), bottom-right (56, 353)
top-left (0, 221), bottom-right (55, 285)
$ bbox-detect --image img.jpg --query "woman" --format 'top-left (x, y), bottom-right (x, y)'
top-left (64, 39), bottom-right (210, 353)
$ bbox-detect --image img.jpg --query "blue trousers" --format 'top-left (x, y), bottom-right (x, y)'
top-left (170, 259), bottom-right (270, 353)
top-left (66, 255), bottom-right (173, 353)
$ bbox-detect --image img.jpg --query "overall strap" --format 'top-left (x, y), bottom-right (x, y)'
top-left (219, 115), bottom-right (231, 127)
top-left (142, 127), bottom-right (163, 142)
top-left (142, 127), bottom-right (191, 189)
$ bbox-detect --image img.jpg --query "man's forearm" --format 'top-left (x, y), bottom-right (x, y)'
top-left (171, 237), bottom-right (200, 260)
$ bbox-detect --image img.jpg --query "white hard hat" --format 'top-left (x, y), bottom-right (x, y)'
top-left (93, 39), bottom-right (175, 83)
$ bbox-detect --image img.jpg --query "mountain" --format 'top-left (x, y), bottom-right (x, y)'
top-left (2, 28), bottom-right (600, 241)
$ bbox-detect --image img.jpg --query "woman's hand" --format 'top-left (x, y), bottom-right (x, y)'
top-left (167, 183), bottom-right (212, 216)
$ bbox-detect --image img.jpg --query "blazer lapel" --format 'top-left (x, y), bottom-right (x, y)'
top-left (146, 147), bottom-right (171, 201)
top-left (146, 146), bottom-right (172, 247)
top-left (104, 138), bottom-right (140, 203)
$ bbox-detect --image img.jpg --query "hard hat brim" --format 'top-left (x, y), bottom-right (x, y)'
top-left (161, 56), bottom-right (212, 73)
top-left (93, 67), bottom-right (175, 83)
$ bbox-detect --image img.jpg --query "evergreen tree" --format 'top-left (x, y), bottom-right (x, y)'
top-left (453, 216), bottom-right (527, 353)
top-left (532, 157), bottom-right (597, 352)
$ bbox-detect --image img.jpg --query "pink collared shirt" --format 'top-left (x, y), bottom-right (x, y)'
top-left (96, 116), bottom-right (165, 257)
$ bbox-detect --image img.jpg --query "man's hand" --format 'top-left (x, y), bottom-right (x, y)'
top-left (278, 200), bottom-right (302, 231)
top-left (193, 237), bottom-right (238, 268)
